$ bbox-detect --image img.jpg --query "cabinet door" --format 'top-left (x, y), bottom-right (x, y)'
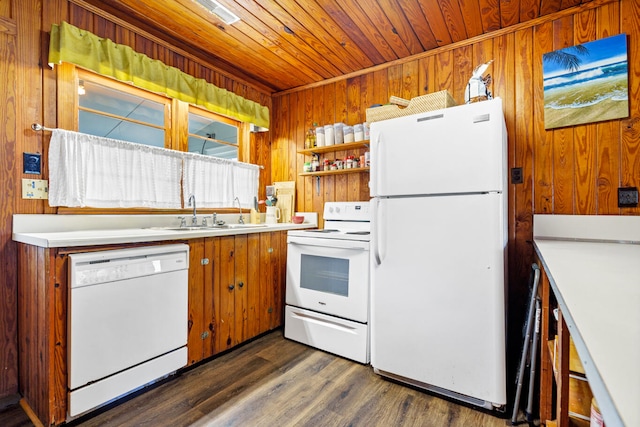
top-left (258, 231), bottom-right (284, 333)
top-left (234, 234), bottom-right (248, 345)
top-left (217, 236), bottom-right (236, 352)
top-left (202, 237), bottom-right (219, 359)
top-left (187, 239), bottom-right (205, 365)
top-left (279, 231), bottom-right (288, 326)
top-left (246, 234), bottom-right (261, 340)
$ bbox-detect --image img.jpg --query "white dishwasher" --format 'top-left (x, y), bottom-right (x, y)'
top-left (68, 244), bottom-right (189, 418)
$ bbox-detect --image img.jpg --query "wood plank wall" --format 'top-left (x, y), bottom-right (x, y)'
top-left (0, 0), bottom-right (19, 403)
top-left (0, 0), bottom-right (273, 400)
top-left (271, 0), bottom-right (640, 375)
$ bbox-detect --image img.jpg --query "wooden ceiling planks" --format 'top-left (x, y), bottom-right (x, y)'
top-left (77, 0), bottom-right (600, 92)
top-left (478, 0), bottom-right (502, 32)
top-left (500, 0), bottom-right (523, 27)
top-left (400, 0), bottom-right (440, 51)
top-left (458, 0), bottom-right (485, 38)
top-left (319, 0), bottom-right (388, 65)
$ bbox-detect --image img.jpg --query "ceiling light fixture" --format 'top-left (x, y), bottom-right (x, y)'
top-left (193, 0), bottom-right (240, 25)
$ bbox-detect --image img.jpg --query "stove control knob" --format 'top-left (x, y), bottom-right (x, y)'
top-left (335, 207), bottom-right (341, 214)
top-left (328, 206), bottom-right (334, 214)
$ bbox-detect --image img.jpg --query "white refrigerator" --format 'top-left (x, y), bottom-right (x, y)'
top-left (369, 98), bottom-right (508, 410)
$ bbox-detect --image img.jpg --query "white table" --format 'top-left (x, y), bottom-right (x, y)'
top-left (534, 214), bottom-right (640, 427)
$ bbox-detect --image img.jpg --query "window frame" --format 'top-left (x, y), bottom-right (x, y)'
top-left (77, 69), bottom-right (172, 149)
top-left (55, 63), bottom-right (250, 214)
top-left (187, 103), bottom-right (241, 160)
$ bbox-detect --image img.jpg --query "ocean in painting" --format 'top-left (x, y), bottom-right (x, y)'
top-left (543, 34), bottom-right (629, 129)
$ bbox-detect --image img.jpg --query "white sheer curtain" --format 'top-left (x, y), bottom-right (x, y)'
top-left (48, 129), bottom-right (260, 209)
top-left (49, 129), bottom-right (183, 208)
top-left (182, 152), bottom-right (259, 208)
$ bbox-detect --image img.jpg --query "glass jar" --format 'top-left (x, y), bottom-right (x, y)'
top-left (346, 156), bottom-right (354, 169)
top-left (305, 127), bottom-right (316, 149)
top-left (354, 123), bottom-right (364, 141)
top-left (343, 125), bottom-right (354, 143)
top-left (303, 162), bottom-right (311, 172)
top-left (316, 126), bottom-right (325, 147)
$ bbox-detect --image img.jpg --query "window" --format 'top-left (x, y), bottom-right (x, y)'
top-left (78, 72), bottom-right (170, 148)
top-left (188, 106), bottom-right (240, 160)
top-left (76, 70), bottom-right (242, 160)
top-left (64, 67), bottom-right (252, 211)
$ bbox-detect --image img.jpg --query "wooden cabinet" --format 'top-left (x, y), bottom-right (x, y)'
top-left (18, 230), bottom-right (288, 424)
top-left (298, 141), bottom-right (369, 177)
top-left (17, 243), bottom-right (68, 426)
top-left (17, 242), bottom-right (155, 426)
top-left (187, 231), bottom-right (288, 365)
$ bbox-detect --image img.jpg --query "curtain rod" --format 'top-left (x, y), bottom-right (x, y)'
top-left (30, 123), bottom-right (264, 169)
top-left (32, 123), bottom-right (56, 132)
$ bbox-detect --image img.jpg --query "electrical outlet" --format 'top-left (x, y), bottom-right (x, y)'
top-left (22, 179), bottom-right (49, 199)
top-left (511, 167), bottom-right (523, 184)
top-left (618, 187), bottom-right (638, 208)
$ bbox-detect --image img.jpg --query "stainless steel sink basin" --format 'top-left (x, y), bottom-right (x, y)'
top-left (225, 223), bottom-right (268, 228)
top-left (146, 223), bottom-right (267, 232)
top-left (147, 225), bottom-right (229, 231)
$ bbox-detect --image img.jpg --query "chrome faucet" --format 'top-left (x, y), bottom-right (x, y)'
top-left (235, 197), bottom-right (244, 224)
top-left (188, 194), bottom-right (198, 226)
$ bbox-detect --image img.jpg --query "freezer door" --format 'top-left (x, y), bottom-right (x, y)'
top-left (370, 98), bottom-right (506, 198)
top-left (370, 193), bottom-right (507, 405)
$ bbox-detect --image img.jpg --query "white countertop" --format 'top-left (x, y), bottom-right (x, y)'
top-left (12, 213), bottom-right (318, 248)
top-left (533, 215), bottom-right (640, 427)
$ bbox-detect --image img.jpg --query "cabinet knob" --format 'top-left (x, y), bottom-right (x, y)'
top-left (201, 258), bottom-right (209, 265)
top-left (228, 284), bottom-right (235, 290)
top-left (238, 281), bottom-right (244, 288)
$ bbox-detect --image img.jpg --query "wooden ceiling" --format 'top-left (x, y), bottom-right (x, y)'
top-left (80, 0), bottom-right (594, 93)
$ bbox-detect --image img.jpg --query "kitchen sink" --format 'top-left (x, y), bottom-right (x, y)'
top-left (147, 225), bottom-right (229, 231)
top-left (147, 223), bottom-right (268, 231)
top-left (225, 223), bottom-right (268, 228)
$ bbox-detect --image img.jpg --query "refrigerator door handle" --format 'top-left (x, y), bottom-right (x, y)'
top-left (372, 198), bottom-right (383, 265)
top-left (372, 132), bottom-right (382, 196)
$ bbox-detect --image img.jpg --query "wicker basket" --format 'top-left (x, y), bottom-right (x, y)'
top-left (366, 91), bottom-right (457, 123)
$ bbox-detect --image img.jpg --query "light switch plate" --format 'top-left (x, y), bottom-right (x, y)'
top-left (22, 179), bottom-right (49, 199)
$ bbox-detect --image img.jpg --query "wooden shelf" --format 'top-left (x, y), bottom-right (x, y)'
top-left (299, 167), bottom-right (369, 177)
top-left (545, 418), bottom-right (590, 427)
top-left (298, 140), bottom-right (369, 155)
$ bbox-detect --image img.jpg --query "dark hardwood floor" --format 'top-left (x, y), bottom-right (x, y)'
top-left (1, 330), bottom-right (509, 426)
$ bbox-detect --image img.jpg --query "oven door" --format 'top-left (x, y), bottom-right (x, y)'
top-left (286, 234), bottom-right (369, 323)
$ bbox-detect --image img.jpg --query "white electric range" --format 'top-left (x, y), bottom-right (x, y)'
top-left (284, 201), bottom-right (371, 363)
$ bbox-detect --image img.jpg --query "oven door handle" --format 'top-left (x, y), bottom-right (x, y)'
top-left (288, 241), bottom-right (368, 251)
top-left (287, 238), bottom-right (369, 251)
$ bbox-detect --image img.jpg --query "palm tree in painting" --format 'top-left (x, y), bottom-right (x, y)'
top-left (543, 45), bottom-right (589, 72)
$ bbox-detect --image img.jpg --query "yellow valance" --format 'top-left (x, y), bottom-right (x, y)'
top-left (48, 21), bottom-right (269, 129)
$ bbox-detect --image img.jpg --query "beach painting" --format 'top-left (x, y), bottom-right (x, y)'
top-left (543, 34), bottom-right (629, 129)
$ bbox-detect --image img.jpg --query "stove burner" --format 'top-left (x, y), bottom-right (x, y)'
top-left (307, 229), bottom-right (339, 233)
top-left (346, 231), bottom-right (370, 235)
